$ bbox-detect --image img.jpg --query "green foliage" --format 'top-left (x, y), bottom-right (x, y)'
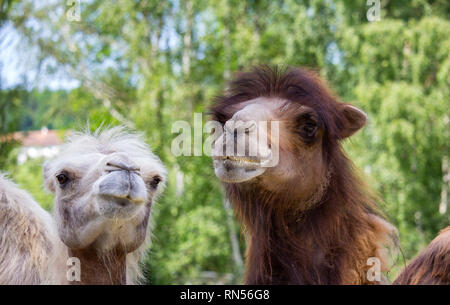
top-left (6, 156), bottom-right (54, 211)
top-left (338, 15), bottom-right (450, 259)
top-left (0, 88), bottom-right (25, 168)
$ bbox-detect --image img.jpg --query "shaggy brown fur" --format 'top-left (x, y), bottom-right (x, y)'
top-left (69, 248), bottom-right (127, 285)
top-left (211, 66), bottom-right (398, 284)
top-left (394, 227), bottom-right (450, 285)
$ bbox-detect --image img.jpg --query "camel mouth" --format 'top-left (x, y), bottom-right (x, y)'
top-left (103, 195), bottom-right (144, 206)
top-left (99, 193), bottom-right (147, 207)
top-left (97, 194), bottom-right (145, 218)
top-left (213, 156), bottom-right (260, 163)
top-left (213, 156), bottom-right (261, 169)
top-left (213, 157), bottom-right (267, 183)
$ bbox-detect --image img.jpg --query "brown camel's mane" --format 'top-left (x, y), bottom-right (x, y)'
top-left (211, 66), bottom-right (395, 284)
top-left (394, 227), bottom-right (450, 285)
top-left (224, 152), bottom-right (386, 284)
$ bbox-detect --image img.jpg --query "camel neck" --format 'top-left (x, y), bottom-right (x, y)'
top-left (227, 174), bottom-right (350, 284)
top-left (242, 199), bottom-right (341, 284)
top-left (231, 170), bottom-right (380, 284)
top-left (68, 248), bottom-right (127, 285)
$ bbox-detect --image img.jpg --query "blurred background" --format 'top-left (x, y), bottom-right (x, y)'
top-left (0, 0), bottom-right (448, 284)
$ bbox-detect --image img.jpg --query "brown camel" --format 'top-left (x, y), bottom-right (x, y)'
top-left (210, 65), bottom-right (399, 284)
top-left (394, 227), bottom-right (450, 285)
top-left (0, 126), bottom-right (166, 284)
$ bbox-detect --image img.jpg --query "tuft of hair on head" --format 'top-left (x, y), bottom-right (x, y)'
top-left (65, 125), bottom-right (151, 157)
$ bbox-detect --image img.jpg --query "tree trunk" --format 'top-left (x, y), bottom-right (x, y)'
top-left (222, 198), bottom-right (244, 273)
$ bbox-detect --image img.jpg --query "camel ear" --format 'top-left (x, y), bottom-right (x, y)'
top-left (339, 104), bottom-right (367, 139)
top-left (43, 160), bottom-right (55, 193)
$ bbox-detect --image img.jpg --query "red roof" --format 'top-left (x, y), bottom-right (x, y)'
top-left (2, 128), bottom-right (63, 147)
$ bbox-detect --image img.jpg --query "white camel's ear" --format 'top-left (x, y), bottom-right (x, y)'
top-left (43, 160), bottom-right (55, 193)
top-left (339, 104), bottom-right (367, 139)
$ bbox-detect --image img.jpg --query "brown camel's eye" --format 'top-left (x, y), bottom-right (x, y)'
top-left (149, 175), bottom-right (162, 189)
top-left (56, 173), bottom-right (70, 186)
top-left (302, 122), bottom-right (318, 137)
top-left (296, 112), bottom-right (320, 143)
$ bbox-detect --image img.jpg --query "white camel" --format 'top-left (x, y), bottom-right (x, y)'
top-left (0, 126), bottom-right (166, 284)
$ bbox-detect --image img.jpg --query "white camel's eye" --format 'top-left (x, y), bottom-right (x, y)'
top-left (56, 173), bottom-right (70, 186)
top-left (149, 175), bottom-right (162, 189)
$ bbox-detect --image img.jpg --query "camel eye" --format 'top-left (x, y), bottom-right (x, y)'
top-left (302, 123), bottom-right (318, 137)
top-left (149, 175), bottom-right (162, 189)
top-left (56, 173), bottom-right (70, 186)
top-left (296, 112), bottom-right (319, 142)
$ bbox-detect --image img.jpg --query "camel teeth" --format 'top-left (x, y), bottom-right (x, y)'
top-left (214, 156), bottom-right (259, 163)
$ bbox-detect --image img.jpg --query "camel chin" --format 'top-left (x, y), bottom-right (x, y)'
top-left (213, 157), bottom-right (266, 183)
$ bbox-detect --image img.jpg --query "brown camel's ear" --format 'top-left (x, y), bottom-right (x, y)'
top-left (339, 104), bottom-right (367, 139)
top-left (43, 160), bottom-right (55, 193)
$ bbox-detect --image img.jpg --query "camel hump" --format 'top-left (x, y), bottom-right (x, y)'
top-left (394, 226), bottom-right (450, 285)
top-left (0, 173), bottom-right (64, 284)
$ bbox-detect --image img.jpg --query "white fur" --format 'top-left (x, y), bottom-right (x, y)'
top-left (0, 174), bottom-right (67, 284)
top-left (0, 126), bottom-right (166, 284)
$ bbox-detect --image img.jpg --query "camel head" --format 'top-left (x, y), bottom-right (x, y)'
top-left (43, 127), bottom-right (166, 254)
top-left (211, 66), bottom-right (367, 205)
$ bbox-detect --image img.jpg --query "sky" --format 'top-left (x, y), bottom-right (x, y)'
top-left (0, 1), bottom-right (341, 91)
top-left (0, 21), bottom-right (79, 90)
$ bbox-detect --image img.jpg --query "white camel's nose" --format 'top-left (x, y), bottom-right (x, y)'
top-left (96, 154), bottom-right (147, 206)
top-left (98, 170), bottom-right (147, 205)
